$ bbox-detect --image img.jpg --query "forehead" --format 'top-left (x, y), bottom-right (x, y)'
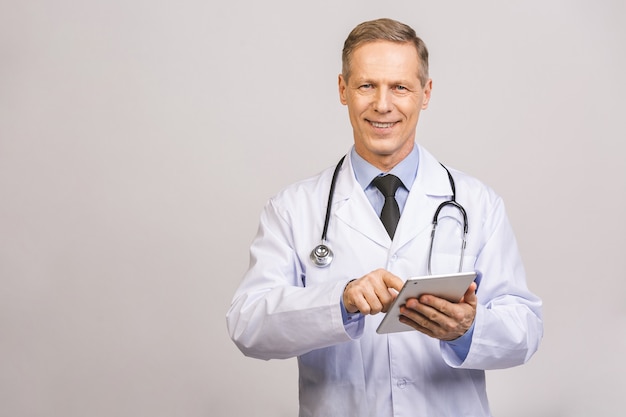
top-left (349, 41), bottom-right (421, 83)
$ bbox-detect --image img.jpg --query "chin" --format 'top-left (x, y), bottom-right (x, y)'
top-left (370, 140), bottom-right (405, 155)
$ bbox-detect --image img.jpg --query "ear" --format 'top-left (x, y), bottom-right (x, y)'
top-left (338, 74), bottom-right (348, 105)
top-left (421, 78), bottom-right (432, 110)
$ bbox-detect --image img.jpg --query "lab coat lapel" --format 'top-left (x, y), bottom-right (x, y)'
top-left (333, 154), bottom-right (391, 248)
top-left (331, 146), bottom-right (454, 250)
top-left (391, 146), bottom-right (453, 250)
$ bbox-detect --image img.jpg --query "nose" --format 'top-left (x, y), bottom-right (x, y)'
top-left (373, 88), bottom-right (393, 113)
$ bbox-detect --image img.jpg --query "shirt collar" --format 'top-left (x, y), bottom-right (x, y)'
top-left (350, 145), bottom-right (419, 191)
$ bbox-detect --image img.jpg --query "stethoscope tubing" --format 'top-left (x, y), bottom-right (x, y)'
top-left (310, 155), bottom-right (468, 274)
top-left (320, 155), bottom-right (346, 243)
top-left (309, 155), bottom-right (346, 267)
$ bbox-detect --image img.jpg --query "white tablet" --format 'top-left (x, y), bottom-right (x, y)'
top-left (376, 271), bottom-right (477, 334)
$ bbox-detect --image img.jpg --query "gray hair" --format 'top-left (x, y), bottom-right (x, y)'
top-left (342, 18), bottom-right (429, 87)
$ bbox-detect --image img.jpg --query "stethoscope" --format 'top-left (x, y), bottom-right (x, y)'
top-left (310, 156), bottom-right (468, 275)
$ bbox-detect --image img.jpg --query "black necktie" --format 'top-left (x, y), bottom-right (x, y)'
top-left (373, 174), bottom-right (402, 239)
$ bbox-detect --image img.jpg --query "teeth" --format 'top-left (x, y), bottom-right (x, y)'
top-left (371, 121), bottom-right (394, 128)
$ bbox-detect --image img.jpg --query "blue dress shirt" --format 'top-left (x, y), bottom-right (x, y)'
top-left (342, 145), bottom-right (474, 360)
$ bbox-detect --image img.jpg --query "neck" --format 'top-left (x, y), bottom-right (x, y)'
top-left (355, 142), bottom-right (414, 172)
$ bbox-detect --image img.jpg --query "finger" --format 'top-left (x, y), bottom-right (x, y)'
top-left (381, 271), bottom-right (404, 292)
top-left (398, 307), bottom-right (441, 337)
top-left (404, 298), bottom-right (465, 336)
top-left (344, 289), bottom-right (364, 314)
top-left (363, 280), bottom-right (399, 314)
top-left (345, 270), bottom-right (405, 315)
top-left (346, 281), bottom-right (384, 315)
top-left (407, 294), bottom-right (476, 338)
top-left (404, 299), bottom-right (445, 325)
top-left (401, 305), bottom-right (467, 341)
top-left (375, 286), bottom-right (399, 313)
top-left (346, 288), bottom-right (372, 315)
top-left (353, 295), bottom-right (373, 315)
top-left (418, 280), bottom-right (477, 315)
top-left (398, 315), bottom-right (435, 336)
top-left (414, 294), bottom-right (452, 318)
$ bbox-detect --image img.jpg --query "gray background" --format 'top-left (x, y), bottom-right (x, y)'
top-left (1, 0), bottom-right (625, 416)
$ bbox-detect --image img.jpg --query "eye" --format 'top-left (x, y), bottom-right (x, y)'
top-left (395, 85), bottom-right (408, 91)
top-left (359, 83), bottom-right (373, 90)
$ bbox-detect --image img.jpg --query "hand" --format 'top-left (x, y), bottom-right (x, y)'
top-left (398, 282), bottom-right (478, 341)
top-left (343, 269), bottom-right (404, 315)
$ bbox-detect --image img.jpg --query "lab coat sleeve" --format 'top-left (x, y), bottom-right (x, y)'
top-left (226, 197), bottom-right (359, 360)
top-left (441, 196), bottom-right (543, 369)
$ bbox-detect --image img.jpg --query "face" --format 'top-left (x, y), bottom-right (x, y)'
top-left (339, 41), bottom-right (432, 171)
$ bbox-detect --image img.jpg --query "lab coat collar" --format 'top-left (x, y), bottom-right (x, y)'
top-left (333, 145), bottom-right (453, 250)
top-left (333, 152), bottom-right (387, 247)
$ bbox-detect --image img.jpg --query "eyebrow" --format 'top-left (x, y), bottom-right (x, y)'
top-left (352, 78), bottom-right (417, 88)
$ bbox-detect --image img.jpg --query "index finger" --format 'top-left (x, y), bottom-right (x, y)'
top-left (382, 271), bottom-right (404, 293)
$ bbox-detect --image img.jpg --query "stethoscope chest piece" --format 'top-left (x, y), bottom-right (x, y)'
top-left (309, 155), bottom-right (345, 268)
top-left (309, 156), bottom-right (468, 272)
top-left (310, 243), bottom-right (333, 267)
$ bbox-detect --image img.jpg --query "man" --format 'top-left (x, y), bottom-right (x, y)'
top-left (227, 18), bottom-right (543, 417)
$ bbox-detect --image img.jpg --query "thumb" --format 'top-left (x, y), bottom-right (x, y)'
top-left (461, 281), bottom-right (478, 305)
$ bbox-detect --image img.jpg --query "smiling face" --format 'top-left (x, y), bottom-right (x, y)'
top-left (339, 41), bottom-right (432, 171)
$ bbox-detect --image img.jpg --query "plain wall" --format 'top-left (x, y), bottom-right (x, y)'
top-left (1, 0), bottom-right (625, 416)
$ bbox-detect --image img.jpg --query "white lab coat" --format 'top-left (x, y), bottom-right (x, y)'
top-left (227, 145), bottom-right (543, 417)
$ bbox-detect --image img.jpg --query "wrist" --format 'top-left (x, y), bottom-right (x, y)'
top-left (343, 279), bottom-right (359, 313)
